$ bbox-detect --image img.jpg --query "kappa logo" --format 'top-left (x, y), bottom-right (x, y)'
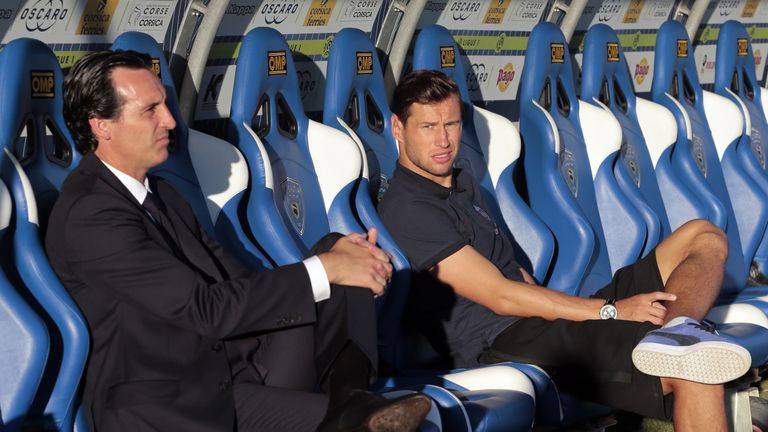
top-left (440, 46), bottom-right (456, 68)
top-left (550, 43), bottom-right (565, 64)
top-left (677, 39), bottom-right (688, 58)
top-left (31, 70), bottom-right (55, 98)
top-left (738, 38), bottom-right (748, 57)
top-left (607, 42), bottom-right (619, 62)
top-left (356, 52), bottom-right (373, 75)
top-left (268, 51), bottom-right (288, 75)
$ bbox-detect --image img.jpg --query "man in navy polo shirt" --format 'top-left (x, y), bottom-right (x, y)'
top-left (378, 70), bottom-right (749, 431)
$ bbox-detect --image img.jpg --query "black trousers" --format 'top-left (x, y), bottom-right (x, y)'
top-left (231, 233), bottom-right (378, 431)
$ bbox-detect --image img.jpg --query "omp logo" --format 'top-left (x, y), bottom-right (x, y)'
top-left (296, 70), bottom-right (316, 99)
top-left (151, 58), bottom-right (161, 78)
top-left (550, 43), bottom-right (565, 64)
top-left (268, 51), bottom-right (288, 75)
top-left (226, 3), bottom-right (256, 16)
top-left (738, 38), bottom-right (749, 57)
top-left (304, 0), bottom-right (336, 26)
top-left (20, 0), bottom-right (69, 32)
top-left (356, 52), bottom-right (373, 75)
top-left (483, 0), bottom-right (508, 24)
top-left (31, 70), bottom-right (55, 98)
top-left (634, 57), bottom-right (649, 85)
top-left (261, 0), bottom-right (300, 25)
top-left (467, 63), bottom-right (488, 92)
top-left (496, 62), bottom-right (515, 92)
top-left (677, 39), bottom-right (688, 58)
top-left (451, 1), bottom-right (480, 20)
top-left (607, 42), bottom-right (619, 62)
top-left (440, 46), bottom-right (455, 68)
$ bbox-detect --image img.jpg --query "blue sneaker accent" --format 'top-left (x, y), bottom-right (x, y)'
top-left (632, 318), bottom-right (751, 384)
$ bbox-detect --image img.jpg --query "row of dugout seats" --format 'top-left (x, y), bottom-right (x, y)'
top-left (4, 16), bottom-right (768, 432)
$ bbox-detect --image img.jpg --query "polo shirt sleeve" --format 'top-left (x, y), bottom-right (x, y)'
top-left (385, 198), bottom-right (467, 273)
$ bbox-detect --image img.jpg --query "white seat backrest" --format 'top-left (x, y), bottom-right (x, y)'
top-left (3, 148), bottom-right (37, 226)
top-left (635, 98), bottom-right (678, 168)
top-left (307, 120), bottom-right (362, 214)
top-left (578, 100), bottom-right (622, 179)
top-left (188, 129), bottom-right (249, 225)
top-left (702, 90), bottom-right (744, 161)
top-left (473, 105), bottom-right (520, 189)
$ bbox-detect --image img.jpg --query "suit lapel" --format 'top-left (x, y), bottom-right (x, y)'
top-left (79, 153), bottom-right (225, 282)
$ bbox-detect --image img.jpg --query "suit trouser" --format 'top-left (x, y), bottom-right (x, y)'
top-left (232, 233), bottom-right (378, 431)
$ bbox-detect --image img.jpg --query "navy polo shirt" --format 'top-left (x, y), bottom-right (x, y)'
top-left (379, 164), bottom-right (521, 367)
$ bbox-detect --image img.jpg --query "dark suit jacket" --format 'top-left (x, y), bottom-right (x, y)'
top-left (46, 153), bottom-right (318, 431)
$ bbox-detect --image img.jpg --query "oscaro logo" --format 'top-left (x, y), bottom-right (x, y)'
top-left (0, 9), bottom-right (13, 19)
top-left (261, 1), bottom-right (300, 24)
top-left (597, 1), bottom-right (621, 22)
top-left (296, 70), bottom-right (316, 99)
top-left (21, 0), bottom-right (69, 32)
top-left (451, 1), bottom-right (480, 20)
top-left (467, 63), bottom-right (488, 92)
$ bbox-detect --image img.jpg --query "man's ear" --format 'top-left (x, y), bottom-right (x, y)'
top-left (391, 113), bottom-right (404, 143)
top-left (88, 117), bottom-right (110, 141)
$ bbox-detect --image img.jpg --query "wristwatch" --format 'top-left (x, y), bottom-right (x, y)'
top-left (599, 298), bottom-right (617, 320)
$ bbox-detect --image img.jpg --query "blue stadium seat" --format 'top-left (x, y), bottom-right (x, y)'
top-left (411, 24), bottom-right (555, 283)
top-left (111, 32), bottom-right (271, 271)
top-left (0, 38), bottom-right (89, 432)
top-left (714, 20), bottom-right (768, 282)
top-left (651, 20), bottom-right (764, 298)
top-left (579, 24), bottom-right (768, 367)
top-left (322, 27), bottom-right (413, 370)
top-left (519, 22), bottom-right (629, 295)
top-left (0, 175), bottom-right (48, 432)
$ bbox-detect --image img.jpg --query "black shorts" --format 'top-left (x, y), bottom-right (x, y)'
top-left (479, 250), bottom-right (673, 420)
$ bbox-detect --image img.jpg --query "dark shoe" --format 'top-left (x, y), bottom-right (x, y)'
top-left (317, 390), bottom-right (431, 432)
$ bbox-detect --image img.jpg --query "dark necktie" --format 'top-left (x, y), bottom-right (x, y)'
top-left (142, 191), bottom-right (170, 228)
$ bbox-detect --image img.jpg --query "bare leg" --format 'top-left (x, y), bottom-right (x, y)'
top-left (661, 378), bottom-right (727, 432)
top-left (654, 219), bottom-right (728, 322)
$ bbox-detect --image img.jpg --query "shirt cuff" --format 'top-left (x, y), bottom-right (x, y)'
top-left (303, 255), bottom-right (331, 302)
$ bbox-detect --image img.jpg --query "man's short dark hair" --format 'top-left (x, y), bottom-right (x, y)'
top-left (391, 70), bottom-right (461, 125)
top-left (63, 50), bottom-right (154, 154)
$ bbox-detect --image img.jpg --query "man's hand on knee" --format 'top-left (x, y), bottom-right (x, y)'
top-left (616, 292), bottom-right (677, 324)
top-left (318, 228), bottom-right (393, 296)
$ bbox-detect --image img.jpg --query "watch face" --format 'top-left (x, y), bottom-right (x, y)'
top-left (600, 304), bottom-right (617, 320)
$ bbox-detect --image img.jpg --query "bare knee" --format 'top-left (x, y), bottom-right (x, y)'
top-left (660, 376), bottom-right (724, 396)
top-left (677, 220), bottom-right (728, 263)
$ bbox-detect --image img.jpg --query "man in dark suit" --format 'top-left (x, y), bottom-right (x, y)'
top-left (46, 50), bottom-right (429, 431)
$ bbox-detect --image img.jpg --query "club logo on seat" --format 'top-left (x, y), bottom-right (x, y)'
top-left (282, 178), bottom-right (305, 235)
top-left (676, 39), bottom-right (688, 58)
top-left (30, 70), bottom-right (55, 98)
top-left (560, 150), bottom-right (578, 197)
top-left (268, 51), bottom-right (288, 75)
top-left (356, 52), bottom-right (373, 75)
top-left (550, 43), bottom-right (565, 64)
top-left (607, 42), bottom-right (619, 62)
top-left (738, 38), bottom-right (748, 57)
top-left (440, 46), bottom-right (455, 68)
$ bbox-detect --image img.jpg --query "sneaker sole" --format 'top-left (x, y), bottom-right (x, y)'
top-left (632, 341), bottom-right (751, 384)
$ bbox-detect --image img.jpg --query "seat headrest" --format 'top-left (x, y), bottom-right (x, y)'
top-left (518, 22), bottom-right (577, 118)
top-left (411, 25), bottom-right (472, 105)
top-left (580, 24), bottom-right (637, 113)
top-left (651, 20), bottom-right (702, 105)
top-left (714, 20), bottom-right (761, 105)
top-left (231, 27), bottom-right (308, 138)
top-left (0, 38), bottom-right (76, 170)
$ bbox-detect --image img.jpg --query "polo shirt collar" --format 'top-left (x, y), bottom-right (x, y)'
top-left (393, 163), bottom-right (465, 199)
